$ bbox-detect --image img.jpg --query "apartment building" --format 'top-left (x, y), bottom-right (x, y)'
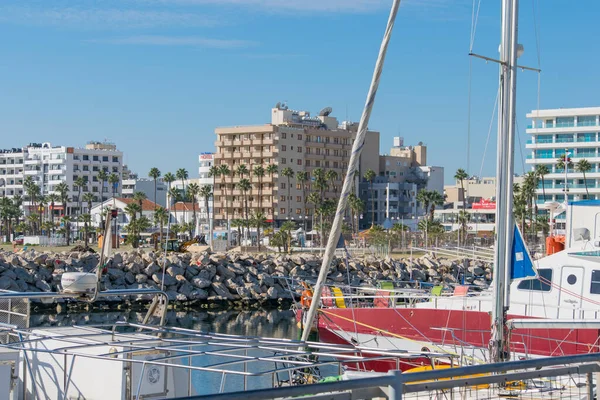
top-left (0, 141), bottom-right (123, 216)
top-left (359, 137), bottom-right (444, 229)
top-left (525, 107), bottom-right (600, 204)
top-left (122, 177), bottom-right (167, 207)
top-left (213, 104), bottom-right (380, 227)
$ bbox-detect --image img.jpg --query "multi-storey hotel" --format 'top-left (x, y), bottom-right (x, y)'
top-left (526, 107), bottom-right (600, 204)
top-left (213, 104), bottom-right (380, 227)
top-left (0, 141), bottom-right (123, 216)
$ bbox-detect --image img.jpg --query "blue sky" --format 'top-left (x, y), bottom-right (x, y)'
top-left (1, 0), bottom-right (599, 184)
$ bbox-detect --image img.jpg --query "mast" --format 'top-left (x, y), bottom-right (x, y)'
top-left (300, 0), bottom-right (402, 342)
top-left (490, 0), bottom-right (520, 363)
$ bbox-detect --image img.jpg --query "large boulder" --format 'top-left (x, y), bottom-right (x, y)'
top-left (152, 273), bottom-right (176, 287)
top-left (211, 282), bottom-right (234, 299)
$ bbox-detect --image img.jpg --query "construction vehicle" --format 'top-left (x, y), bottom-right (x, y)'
top-left (164, 235), bottom-right (207, 252)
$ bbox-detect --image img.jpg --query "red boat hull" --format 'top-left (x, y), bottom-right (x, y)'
top-left (299, 307), bottom-right (600, 372)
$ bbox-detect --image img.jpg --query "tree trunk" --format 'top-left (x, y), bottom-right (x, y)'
top-left (370, 181), bottom-right (375, 226)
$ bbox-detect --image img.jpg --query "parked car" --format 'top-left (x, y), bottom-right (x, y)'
top-left (14, 236), bottom-right (24, 245)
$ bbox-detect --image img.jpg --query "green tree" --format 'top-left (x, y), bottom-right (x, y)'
top-left (125, 216), bottom-right (151, 248)
top-left (163, 172), bottom-right (176, 204)
top-left (296, 171), bottom-right (309, 230)
top-left (454, 168), bottom-right (468, 214)
top-left (97, 170), bottom-right (108, 201)
top-left (187, 182), bottom-right (200, 236)
top-left (133, 191), bottom-right (147, 220)
top-left (55, 181), bottom-right (70, 218)
top-left (238, 178), bottom-right (252, 242)
top-left (279, 220), bottom-right (296, 254)
top-left (236, 164), bottom-right (249, 179)
top-left (349, 193), bottom-right (365, 236)
top-left (80, 213), bottom-right (92, 245)
top-left (108, 173), bottom-right (119, 200)
top-left (576, 158), bottom-right (592, 197)
top-left (417, 190), bottom-right (431, 222)
top-left (60, 215), bottom-right (72, 246)
top-left (534, 164), bottom-right (549, 202)
top-left (176, 168), bottom-right (189, 198)
top-left (217, 164), bottom-right (230, 226)
top-left (325, 170), bottom-right (338, 196)
top-left (428, 191), bottom-right (445, 222)
top-left (266, 164), bottom-right (278, 214)
top-left (199, 185), bottom-right (212, 239)
top-left (24, 177), bottom-right (41, 234)
top-left (253, 165), bottom-right (265, 211)
top-left (153, 207), bottom-right (169, 249)
top-left (281, 167), bottom-right (294, 219)
top-left (251, 212), bottom-right (268, 250)
top-left (148, 167), bottom-right (161, 212)
top-left (231, 218), bottom-right (245, 246)
top-left (363, 169), bottom-right (376, 226)
top-left (47, 193), bottom-right (60, 231)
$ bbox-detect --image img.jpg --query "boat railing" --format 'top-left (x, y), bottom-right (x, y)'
top-left (182, 351), bottom-right (600, 399)
top-left (0, 321), bottom-right (457, 398)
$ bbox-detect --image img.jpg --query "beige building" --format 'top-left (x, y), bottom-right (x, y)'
top-left (444, 175), bottom-right (524, 205)
top-left (213, 104), bottom-right (380, 227)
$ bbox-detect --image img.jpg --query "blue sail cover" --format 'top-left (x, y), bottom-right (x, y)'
top-left (511, 224), bottom-right (537, 280)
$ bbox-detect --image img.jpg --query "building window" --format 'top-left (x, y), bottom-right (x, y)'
top-left (282, 145), bottom-right (286, 151)
top-left (297, 147), bottom-right (302, 153)
top-left (316, 148), bottom-right (321, 155)
top-left (306, 136), bottom-right (311, 142)
top-left (315, 161), bottom-right (321, 167)
top-left (281, 133), bottom-right (287, 139)
top-left (306, 148), bottom-right (311, 154)
top-left (83, 165), bottom-right (89, 171)
top-left (280, 183), bottom-right (286, 190)
top-left (93, 166), bottom-right (99, 171)
top-left (517, 269), bottom-right (552, 291)
top-left (556, 117), bottom-right (575, 128)
top-left (112, 156), bottom-right (119, 162)
top-left (280, 208), bottom-right (286, 214)
top-left (297, 159), bottom-right (302, 165)
top-left (333, 162), bottom-right (338, 168)
top-left (325, 149), bottom-right (330, 156)
top-left (298, 134), bottom-right (302, 140)
top-left (578, 116), bottom-right (596, 127)
top-left (93, 156), bottom-right (99, 161)
top-left (317, 136), bottom-right (321, 143)
top-left (306, 160), bottom-right (311, 167)
top-left (296, 208), bottom-right (302, 214)
top-left (102, 156), bottom-right (108, 162)
top-left (83, 155), bottom-right (89, 161)
top-left (333, 137), bottom-right (339, 144)
top-left (325, 161), bottom-right (329, 168)
top-left (296, 195), bottom-right (302, 201)
top-left (281, 158), bottom-right (286, 164)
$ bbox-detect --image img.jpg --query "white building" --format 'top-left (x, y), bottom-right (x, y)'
top-left (198, 153), bottom-right (214, 185)
top-left (122, 178), bottom-right (167, 207)
top-left (90, 197), bottom-right (160, 235)
top-left (525, 107), bottom-right (600, 204)
top-left (0, 141), bottom-right (123, 217)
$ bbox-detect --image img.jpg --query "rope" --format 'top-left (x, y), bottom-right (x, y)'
top-left (301, 0), bottom-right (402, 342)
top-left (478, 85), bottom-right (500, 179)
top-left (466, 0), bottom-right (482, 175)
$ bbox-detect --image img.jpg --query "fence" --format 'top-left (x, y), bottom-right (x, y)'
top-left (0, 293), bottom-right (29, 344)
top-left (182, 352), bottom-right (600, 399)
top-left (22, 236), bottom-right (66, 247)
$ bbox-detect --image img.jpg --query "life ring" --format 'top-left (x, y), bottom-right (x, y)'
top-left (300, 289), bottom-right (313, 308)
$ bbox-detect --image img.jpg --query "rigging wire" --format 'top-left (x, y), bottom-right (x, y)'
top-left (466, 0), bottom-right (483, 176)
top-left (478, 86), bottom-right (500, 179)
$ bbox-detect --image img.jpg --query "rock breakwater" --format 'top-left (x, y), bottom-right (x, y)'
top-left (0, 249), bottom-right (492, 304)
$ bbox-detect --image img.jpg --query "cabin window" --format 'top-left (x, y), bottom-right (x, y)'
top-left (590, 270), bottom-right (600, 294)
top-left (517, 268), bottom-right (552, 292)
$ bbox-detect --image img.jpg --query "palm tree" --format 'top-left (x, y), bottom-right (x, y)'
top-left (281, 167), bottom-right (294, 220)
top-left (97, 170), bottom-right (108, 201)
top-left (428, 191), bottom-right (445, 222)
top-left (187, 182), bottom-right (200, 236)
top-left (108, 173), bottom-right (119, 200)
top-left (363, 169), bottom-right (376, 226)
top-left (534, 164), bottom-right (550, 202)
top-left (176, 168), bottom-right (189, 199)
top-left (296, 171), bottom-right (309, 229)
top-left (23, 177), bottom-right (41, 234)
top-left (265, 164), bottom-right (278, 224)
top-left (199, 185), bottom-right (212, 237)
top-left (521, 171), bottom-right (538, 241)
top-left (148, 167), bottom-right (161, 211)
top-left (325, 170), bottom-right (338, 196)
top-left (417, 189), bottom-right (431, 221)
top-left (458, 210), bottom-right (470, 245)
top-left (168, 186), bottom-right (181, 225)
top-left (133, 191), bottom-right (147, 220)
top-left (153, 207), bottom-right (169, 250)
top-left (253, 165), bottom-right (265, 212)
top-left (251, 212), bottom-right (268, 251)
top-left (47, 193), bottom-right (60, 230)
top-left (238, 178), bottom-right (252, 243)
top-left (576, 158), bottom-right (593, 197)
top-left (217, 164), bottom-right (230, 227)
top-left (163, 172), bottom-right (176, 204)
top-left (236, 164), bottom-right (249, 180)
top-left (61, 215), bottom-right (72, 246)
top-left (454, 168), bottom-right (468, 212)
top-left (55, 181), bottom-right (70, 218)
top-left (82, 192), bottom-right (95, 214)
top-left (349, 193), bottom-right (365, 236)
top-left (231, 218), bottom-right (245, 246)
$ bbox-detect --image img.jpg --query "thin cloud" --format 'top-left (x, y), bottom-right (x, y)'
top-left (90, 35), bottom-right (256, 48)
top-left (0, 6), bottom-right (218, 29)
top-left (140, 0), bottom-right (461, 14)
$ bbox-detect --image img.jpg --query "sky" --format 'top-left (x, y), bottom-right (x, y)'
top-left (1, 0), bottom-right (600, 184)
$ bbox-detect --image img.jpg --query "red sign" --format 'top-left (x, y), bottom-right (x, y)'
top-left (472, 199), bottom-right (496, 210)
top-left (200, 154), bottom-right (213, 160)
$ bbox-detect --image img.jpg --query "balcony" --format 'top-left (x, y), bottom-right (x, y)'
top-left (242, 140), bottom-right (253, 146)
top-left (241, 152), bottom-right (252, 158)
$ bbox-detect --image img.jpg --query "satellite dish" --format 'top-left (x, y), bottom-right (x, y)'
top-left (319, 107), bottom-right (333, 117)
top-left (275, 102), bottom-right (281, 109)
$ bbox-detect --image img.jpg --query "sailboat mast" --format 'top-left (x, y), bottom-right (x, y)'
top-left (300, 0), bottom-right (402, 342)
top-left (490, 0), bottom-right (520, 363)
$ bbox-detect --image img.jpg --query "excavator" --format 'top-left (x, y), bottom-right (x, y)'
top-left (164, 235), bottom-right (207, 252)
